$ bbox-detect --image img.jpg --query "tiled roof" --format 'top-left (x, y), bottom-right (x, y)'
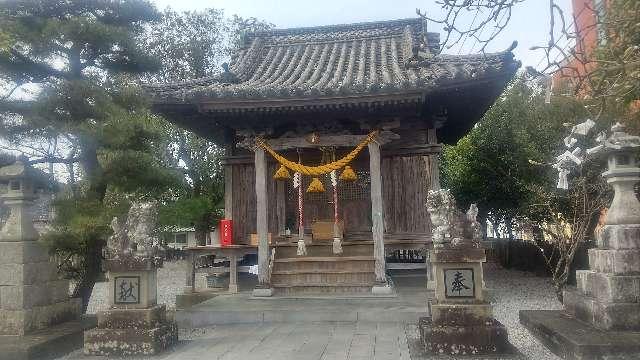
top-left (146, 18), bottom-right (519, 106)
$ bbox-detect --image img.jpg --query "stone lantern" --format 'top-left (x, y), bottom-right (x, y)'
top-left (588, 122), bottom-right (640, 226)
top-left (0, 156), bottom-right (82, 358)
top-left (520, 123), bottom-right (640, 359)
top-left (0, 155), bottom-right (39, 242)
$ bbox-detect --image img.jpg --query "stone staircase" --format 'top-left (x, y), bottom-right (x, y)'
top-left (270, 242), bottom-right (376, 296)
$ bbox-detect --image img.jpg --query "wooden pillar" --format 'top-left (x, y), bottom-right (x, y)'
top-left (276, 181), bottom-right (286, 235)
top-left (255, 147), bottom-right (269, 285)
top-left (369, 141), bottom-right (386, 283)
top-left (427, 128), bottom-right (441, 190)
top-left (426, 128), bottom-right (439, 288)
top-left (224, 165), bottom-right (233, 220)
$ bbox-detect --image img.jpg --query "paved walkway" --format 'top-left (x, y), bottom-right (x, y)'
top-left (61, 265), bottom-right (562, 360)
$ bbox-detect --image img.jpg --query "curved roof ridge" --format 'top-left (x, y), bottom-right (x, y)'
top-left (250, 17), bottom-right (424, 37)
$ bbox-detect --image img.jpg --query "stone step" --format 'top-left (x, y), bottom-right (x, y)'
top-left (272, 256), bottom-right (375, 272)
top-left (274, 243), bottom-right (373, 258)
top-left (588, 248), bottom-right (640, 274)
top-left (270, 271), bottom-right (376, 285)
top-left (576, 270), bottom-right (640, 303)
top-left (563, 287), bottom-right (640, 331)
top-left (272, 283), bottom-right (374, 296)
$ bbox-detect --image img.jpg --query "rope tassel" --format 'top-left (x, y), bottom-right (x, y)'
top-left (306, 177), bottom-right (325, 193)
top-left (273, 165), bottom-right (291, 180)
top-left (339, 165), bottom-right (357, 182)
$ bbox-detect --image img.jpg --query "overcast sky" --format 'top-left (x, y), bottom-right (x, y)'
top-left (151, 0), bottom-right (574, 69)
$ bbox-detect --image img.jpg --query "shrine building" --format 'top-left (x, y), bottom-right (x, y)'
top-left (147, 18), bottom-right (519, 295)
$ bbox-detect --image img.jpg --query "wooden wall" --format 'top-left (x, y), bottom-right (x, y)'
top-left (226, 135), bottom-right (439, 242)
top-left (230, 161), bottom-right (279, 244)
top-left (381, 155), bottom-right (434, 234)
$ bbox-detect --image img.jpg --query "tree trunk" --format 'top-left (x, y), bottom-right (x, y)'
top-left (72, 240), bottom-right (103, 313)
top-left (79, 140), bottom-right (106, 200)
top-left (506, 218), bottom-right (514, 240)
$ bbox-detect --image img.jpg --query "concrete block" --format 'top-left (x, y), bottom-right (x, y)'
top-left (591, 273), bottom-right (640, 303)
top-left (252, 287), bottom-right (274, 297)
top-left (519, 310), bottom-right (640, 360)
top-left (419, 316), bottom-right (512, 356)
top-left (576, 270), bottom-right (595, 296)
top-left (84, 322), bottom-right (177, 356)
top-left (431, 303), bottom-right (493, 326)
top-left (592, 301), bottom-right (640, 331)
top-left (601, 225), bottom-right (640, 249)
top-left (589, 249), bottom-right (640, 274)
top-left (0, 298), bottom-right (80, 335)
top-left (0, 241), bottom-right (49, 265)
top-left (563, 288), bottom-right (595, 324)
top-left (371, 284), bottom-right (394, 295)
top-left (97, 305), bottom-right (167, 329)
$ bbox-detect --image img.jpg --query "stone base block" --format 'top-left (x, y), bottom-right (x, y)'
top-left (0, 280), bottom-right (72, 311)
top-left (175, 291), bottom-right (218, 310)
top-left (419, 316), bottom-right (511, 356)
top-left (97, 304), bottom-right (168, 329)
top-left (0, 316), bottom-right (95, 360)
top-left (252, 287), bottom-right (274, 297)
top-left (430, 248), bottom-right (486, 263)
top-left (576, 271), bottom-right (640, 303)
top-left (0, 241), bottom-right (50, 265)
top-left (0, 298), bottom-right (81, 335)
top-left (564, 288), bottom-right (640, 331)
top-left (84, 322), bottom-right (178, 356)
top-left (520, 310), bottom-right (640, 360)
top-left (588, 249), bottom-right (640, 274)
top-left (372, 284), bottom-right (394, 295)
top-left (600, 225), bottom-right (640, 249)
top-left (431, 303), bottom-right (493, 326)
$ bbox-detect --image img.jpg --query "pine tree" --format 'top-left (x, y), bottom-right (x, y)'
top-left (0, 0), bottom-right (168, 311)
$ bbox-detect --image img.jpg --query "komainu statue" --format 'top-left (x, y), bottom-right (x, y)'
top-left (426, 189), bottom-right (482, 248)
top-left (106, 201), bottom-right (160, 260)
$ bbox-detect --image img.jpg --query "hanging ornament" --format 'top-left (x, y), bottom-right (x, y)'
top-left (293, 172), bottom-right (301, 189)
top-left (330, 170), bottom-right (337, 187)
top-left (273, 164), bottom-right (291, 180)
top-left (306, 177), bottom-right (325, 193)
top-left (339, 165), bottom-right (357, 182)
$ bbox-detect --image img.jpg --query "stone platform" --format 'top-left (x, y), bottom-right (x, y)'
top-left (177, 270), bottom-right (428, 327)
top-left (0, 316), bottom-right (95, 360)
top-left (520, 310), bottom-right (640, 360)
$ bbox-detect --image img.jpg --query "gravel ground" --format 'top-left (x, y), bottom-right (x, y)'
top-left (82, 261), bottom-right (562, 359)
top-left (484, 263), bottom-right (562, 360)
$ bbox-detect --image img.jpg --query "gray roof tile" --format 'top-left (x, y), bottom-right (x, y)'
top-left (146, 18), bottom-right (518, 107)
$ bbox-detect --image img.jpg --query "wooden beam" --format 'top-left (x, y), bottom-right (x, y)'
top-left (368, 141), bottom-right (386, 283)
top-left (256, 131), bottom-right (400, 151)
top-left (254, 148), bottom-right (269, 285)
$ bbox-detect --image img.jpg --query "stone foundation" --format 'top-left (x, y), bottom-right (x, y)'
top-left (420, 245), bottom-right (517, 356)
top-left (562, 225), bottom-right (640, 331)
top-left (0, 237), bottom-right (81, 336)
top-left (84, 304), bottom-right (178, 356)
top-left (419, 316), bottom-right (510, 356)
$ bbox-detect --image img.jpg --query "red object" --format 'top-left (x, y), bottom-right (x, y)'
top-left (220, 219), bottom-right (233, 246)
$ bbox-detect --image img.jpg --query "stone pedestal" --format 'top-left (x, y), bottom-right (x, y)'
top-left (84, 258), bottom-right (177, 356)
top-left (419, 247), bottom-right (514, 356)
top-left (0, 241), bottom-right (81, 336)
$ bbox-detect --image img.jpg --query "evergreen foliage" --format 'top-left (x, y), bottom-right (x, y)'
top-left (0, 0), bottom-right (171, 312)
